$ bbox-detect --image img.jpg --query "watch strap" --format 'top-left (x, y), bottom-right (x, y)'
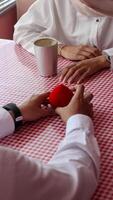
top-left (3, 103), bottom-right (23, 129)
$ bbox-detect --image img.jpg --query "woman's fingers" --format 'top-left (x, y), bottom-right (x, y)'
top-left (74, 55), bottom-right (86, 61)
top-left (78, 51), bottom-right (95, 59)
top-left (83, 46), bottom-right (101, 57)
top-left (60, 66), bottom-right (77, 83)
top-left (68, 68), bottom-right (86, 84)
top-left (63, 68), bottom-right (76, 82)
top-left (77, 71), bottom-right (89, 83)
top-left (61, 67), bottom-right (88, 84)
top-left (60, 66), bottom-right (71, 82)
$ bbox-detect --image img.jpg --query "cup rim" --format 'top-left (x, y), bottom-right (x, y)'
top-left (34, 37), bottom-right (58, 47)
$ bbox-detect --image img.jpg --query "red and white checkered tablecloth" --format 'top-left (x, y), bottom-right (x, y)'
top-left (0, 40), bottom-right (113, 200)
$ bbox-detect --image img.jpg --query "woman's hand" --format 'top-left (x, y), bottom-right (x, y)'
top-left (19, 92), bottom-right (53, 121)
top-left (60, 55), bottom-right (110, 84)
top-left (60, 45), bottom-right (101, 61)
top-left (56, 84), bottom-right (93, 123)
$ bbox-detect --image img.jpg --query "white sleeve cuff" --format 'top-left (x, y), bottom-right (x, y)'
top-left (0, 107), bottom-right (15, 138)
top-left (50, 114), bottom-right (100, 178)
top-left (103, 48), bottom-right (113, 70)
top-left (66, 114), bottom-right (94, 136)
top-left (65, 114), bottom-right (100, 172)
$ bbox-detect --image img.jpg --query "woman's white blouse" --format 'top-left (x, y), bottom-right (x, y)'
top-left (14, 0), bottom-right (113, 67)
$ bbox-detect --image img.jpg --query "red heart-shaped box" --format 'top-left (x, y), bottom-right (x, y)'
top-left (49, 84), bottom-right (73, 108)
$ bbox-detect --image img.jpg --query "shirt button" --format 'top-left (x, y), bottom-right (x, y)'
top-left (96, 19), bottom-right (99, 22)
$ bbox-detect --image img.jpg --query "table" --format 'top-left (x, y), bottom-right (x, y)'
top-left (0, 39), bottom-right (113, 200)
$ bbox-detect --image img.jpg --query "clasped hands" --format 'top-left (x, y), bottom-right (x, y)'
top-left (19, 85), bottom-right (93, 123)
top-left (59, 45), bottom-right (110, 84)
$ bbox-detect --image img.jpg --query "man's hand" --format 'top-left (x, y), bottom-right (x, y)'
top-left (60, 55), bottom-right (110, 84)
top-left (19, 92), bottom-right (52, 121)
top-left (60, 45), bottom-right (101, 61)
top-left (55, 85), bottom-right (93, 123)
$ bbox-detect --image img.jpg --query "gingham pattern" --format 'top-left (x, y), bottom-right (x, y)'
top-left (0, 40), bottom-right (113, 200)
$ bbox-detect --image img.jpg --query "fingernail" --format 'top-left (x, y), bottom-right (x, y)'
top-left (62, 78), bottom-right (66, 83)
top-left (68, 80), bottom-right (71, 85)
top-left (77, 80), bottom-right (80, 84)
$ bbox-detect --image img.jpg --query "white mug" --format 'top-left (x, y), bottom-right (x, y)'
top-left (34, 37), bottom-right (58, 77)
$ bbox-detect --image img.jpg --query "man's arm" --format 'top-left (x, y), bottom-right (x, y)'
top-left (0, 85), bottom-right (100, 200)
top-left (0, 92), bottom-right (51, 138)
top-left (0, 114), bottom-right (100, 200)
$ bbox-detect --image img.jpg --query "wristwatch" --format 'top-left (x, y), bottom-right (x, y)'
top-left (3, 103), bottom-right (23, 129)
top-left (103, 52), bottom-right (111, 63)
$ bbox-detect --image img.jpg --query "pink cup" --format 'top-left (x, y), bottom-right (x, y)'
top-left (34, 38), bottom-right (58, 77)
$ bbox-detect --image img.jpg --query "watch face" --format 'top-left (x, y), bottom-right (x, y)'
top-left (16, 116), bottom-right (23, 122)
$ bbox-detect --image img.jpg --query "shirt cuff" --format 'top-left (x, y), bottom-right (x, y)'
top-left (65, 114), bottom-right (100, 173)
top-left (0, 107), bottom-right (15, 138)
top-left (66, 114), bottom-right (94, 136)
top-left (103, 48), bottom-right (113, 70)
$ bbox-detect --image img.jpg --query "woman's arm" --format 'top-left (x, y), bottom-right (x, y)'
top-left (13, 0), bottom-right (52, 55)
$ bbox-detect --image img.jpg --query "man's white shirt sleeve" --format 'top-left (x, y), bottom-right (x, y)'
top-left (0, 114), bottom-right (100, 200)
top-left (0, 107), bottom-right (15, 138)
